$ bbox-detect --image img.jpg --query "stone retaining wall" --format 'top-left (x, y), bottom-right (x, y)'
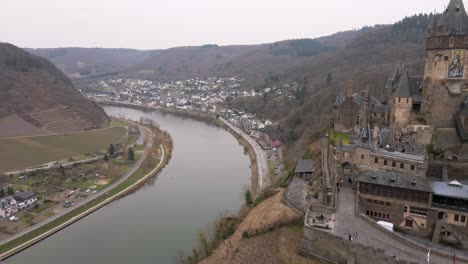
top-left (301, 226), bottom-right (413, 264)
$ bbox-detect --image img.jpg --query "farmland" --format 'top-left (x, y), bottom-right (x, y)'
top-left (0, 127), bottom-right (127, 173)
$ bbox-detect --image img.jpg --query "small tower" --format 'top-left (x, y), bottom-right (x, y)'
top-left (423, 0), bottom-right (468, 128)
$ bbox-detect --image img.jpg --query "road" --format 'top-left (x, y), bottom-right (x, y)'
top-left (335, 185), bottom-right (454, 264)
top-left (0, 125), bottom-right (150, 246)
top-left (135, 126), bottom-right (146, 145)
top-left (219, 118), bottom-right (268, 188)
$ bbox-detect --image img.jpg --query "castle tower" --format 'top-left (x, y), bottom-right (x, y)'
top-left (422, 0), bottom-right (468, 128)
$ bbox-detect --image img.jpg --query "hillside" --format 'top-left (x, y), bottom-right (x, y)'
top-left (226, 14), bottom-right (431, 159)
top-left (0, 43), bottom-right (110, 137)
top-left (129, 31), bottom-right (360, 83)
top-left (26, 47), bottom-right (158, 79)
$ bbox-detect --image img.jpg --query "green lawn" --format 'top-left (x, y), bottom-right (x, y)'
top-left (0, 127), bottom-right (127, 173)
top-left (329, 130), bottom-right (350, 145)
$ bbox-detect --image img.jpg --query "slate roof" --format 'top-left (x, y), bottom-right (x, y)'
top-left (431, 180), bottom-right (468, 199)
top-left (335, 91), bottom-right (389, 113)
top-left (376, 129), bottom-right (393, 148)
top-left (373, 148), bottom-right (426, 163)
top-left (13, 191), bottom-right (36, 202)
top-left (439, 0), bottom-right (468, 35)
top-left (428, 14), bottom-right (439, 29)
top-left (358, 170), bottom-right (432, 193)
top-left (295, 159), bottom-right (315, 173)
top-left (388, 62), bottom-right (423, 102)
top-left (355, 125), bottom-right (374, 150)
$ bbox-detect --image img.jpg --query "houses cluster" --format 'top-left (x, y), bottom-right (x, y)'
top-left (84, 76), bottom-right (287, 150)
top-left (85, 76), bottom-right (267, 113)
top-left (0, 191), bottom-right (37, 219)
top-left (221, 109), bottom-right (283, 149)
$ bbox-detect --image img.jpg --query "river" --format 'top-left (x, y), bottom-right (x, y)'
top-left (5, 106), bottom-right (251, 264)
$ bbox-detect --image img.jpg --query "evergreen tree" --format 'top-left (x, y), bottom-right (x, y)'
top-left (108, 144), bottom-right (116, 156)
top-left (128, 148), bottom-right (135, 161)
top-left (0, 188), bottom-right (5, 198)
top-left (245, 190), bottom-right (253, 208)
top-left (7, 186), bottom-right (14, 195)
top-left (59, 164), bottom-right (65, 175)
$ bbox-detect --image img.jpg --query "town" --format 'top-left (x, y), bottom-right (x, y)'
top-left (83, 76), bottom-right (288, 151)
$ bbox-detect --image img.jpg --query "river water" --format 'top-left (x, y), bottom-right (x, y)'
top-left (5, 106), bottom-right (251, 264)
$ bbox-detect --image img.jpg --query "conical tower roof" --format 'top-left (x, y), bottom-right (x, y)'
top-left (442, 0), bottom-right (468, 34)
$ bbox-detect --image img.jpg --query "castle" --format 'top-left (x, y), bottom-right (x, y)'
top-left (329, 0), bottom-right (468, 248)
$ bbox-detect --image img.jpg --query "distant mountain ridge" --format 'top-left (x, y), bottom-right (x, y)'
top-left (26, 47), bottom-right (159, 79)
top-left (0, 43), bottom-right (110, 137)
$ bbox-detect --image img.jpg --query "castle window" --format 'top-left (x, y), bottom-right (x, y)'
top-left (392, 161), bottom-right (396, 167)
top-left (366, 210), bottom-right (370, 215)
top-left (450, 37), bottom-right (454, 44)
top-left (386, 214), bottom-right (390, 219)
top-left (406, 98), bottom-right (409, 103)
top-left (400, 163), bottom-right (405, 169)
top-left (398, 97), bottom-right (401, 103)
top-left (384, 160), bottom-right (388, 166)
top-left (445, 56), bottom-right (449, 61)
top-left (356, 115), bottom-right (360, 125)
top-left (385, 202), bottom-right (391, 206)
top-left (374, 157), bottom-right (378, 164)
top-left (361, 154), bottom-right (364, 160)
top-left (455, 214), bottom-right (460, 222)
top-left (411, 165), bottom-right (415, 171)
top-left (462, 215), bottom-right (466, 223)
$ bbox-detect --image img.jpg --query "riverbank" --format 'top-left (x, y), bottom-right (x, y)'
top-left (99, 101), bottom-right (260, 195)
top-left (0, 123), bottom-right (173, 260)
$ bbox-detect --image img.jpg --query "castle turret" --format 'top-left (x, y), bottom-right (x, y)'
top-left (422, 0), bottom-right (468, 128)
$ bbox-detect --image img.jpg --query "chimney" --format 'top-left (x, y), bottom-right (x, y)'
top-left (372, 125), bottom-right (379, 150)
top-left (347, 80), bottom-right (353, 98)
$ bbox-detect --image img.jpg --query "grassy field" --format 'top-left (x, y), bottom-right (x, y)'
top-left (0, 127), bottom-right (127, 173)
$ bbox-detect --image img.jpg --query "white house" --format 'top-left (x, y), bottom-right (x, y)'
top-left (0, 197), bottom-right (18, 218)
top-left (14, 191), bottom-right (37, 210)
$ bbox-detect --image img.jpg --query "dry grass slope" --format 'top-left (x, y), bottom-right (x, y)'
top-left (201, 189), bottom-right (314, 264)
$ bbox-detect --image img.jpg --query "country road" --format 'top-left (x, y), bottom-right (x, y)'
top-left (0, 125), bottom-right (150, 246)
top-left (219, 118), bottom-right (268, 188)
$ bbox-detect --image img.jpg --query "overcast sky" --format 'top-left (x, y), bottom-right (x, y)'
top-left (1, 0), bottom-right (446, 50)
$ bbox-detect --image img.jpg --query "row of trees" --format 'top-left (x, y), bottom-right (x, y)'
top-left (106, 144), bottom-right (135, 161)
top-left (0, 187), bottom-right (15, 198)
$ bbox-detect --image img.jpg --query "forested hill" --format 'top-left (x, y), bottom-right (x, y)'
top-left (227, 14), bottom-right (432, 159)
top-left (0, 43), bottom-right (109, 129)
